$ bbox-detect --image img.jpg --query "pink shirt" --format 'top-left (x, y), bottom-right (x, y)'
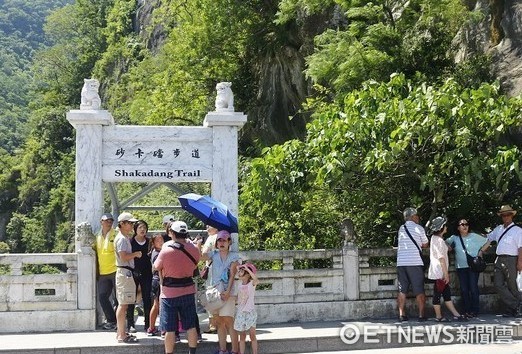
top-left (236, 281), bottom-right (256, 313)
top-left (154, 239), bottom-right (200, 298)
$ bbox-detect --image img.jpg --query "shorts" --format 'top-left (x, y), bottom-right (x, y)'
top-left (160, 294), bottom-right (197, 332)
top-left (116, 268), bottom-right (136, 305)
top-left (151, 276), bottom-right (160, 299)
top-left (234, 310), bottom-right (257, 332)
top-left (397, 266), bottom-right (425, 296)
top-left (212, 296), bottom-right (236, 317)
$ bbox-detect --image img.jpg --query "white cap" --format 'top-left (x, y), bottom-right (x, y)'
top-left (170, 221), bottom-right (188, 234)
top-left (117, 212), bottom-right (138, 223)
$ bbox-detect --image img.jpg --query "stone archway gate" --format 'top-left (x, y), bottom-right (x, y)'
top-left (65, 80), bottom-right (246, 328)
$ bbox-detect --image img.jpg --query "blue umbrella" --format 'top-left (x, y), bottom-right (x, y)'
top-left (178, 193), bottom-right (238, 233)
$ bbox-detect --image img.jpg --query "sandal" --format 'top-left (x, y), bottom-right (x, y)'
top-left (435, 317), bottom-right (450, 322)
top-left (454, 315), bottom-right (468, 322)
top-left (118, 335), bottom-right (139, 343)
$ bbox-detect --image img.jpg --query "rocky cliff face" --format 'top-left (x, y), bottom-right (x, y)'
top-left (133, 1), bottom-right (520, 149)
top-left (456, 0), bottom-right (522, 97)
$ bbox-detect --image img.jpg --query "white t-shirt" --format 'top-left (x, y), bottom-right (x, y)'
top-left (428, 235), bottom-right (447, 280)
top-left (487, 222), bottom-right (522, 256)
top-left (396, 221), bottom-right (428, 266)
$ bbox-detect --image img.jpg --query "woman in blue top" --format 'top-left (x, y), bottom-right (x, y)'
top-left (201, 230), bottom-right (241, 354)
top-left (446, 219), bottom-right (487, 318)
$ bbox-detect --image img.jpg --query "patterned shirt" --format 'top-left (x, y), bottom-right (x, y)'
top-left (236, 281), bottom-right (256, 313)
top-left (396, 221), bottom-right (429, 266)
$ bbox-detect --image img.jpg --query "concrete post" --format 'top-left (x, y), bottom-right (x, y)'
top-left (203, 111), bottom-right (246, 251)
top-left (343, 243), bottom-right (360, 300)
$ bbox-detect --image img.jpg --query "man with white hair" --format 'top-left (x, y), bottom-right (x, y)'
top-left (396, 207), bottom-right (429, 322)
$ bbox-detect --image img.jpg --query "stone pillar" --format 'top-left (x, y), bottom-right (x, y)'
top-left (67, 110), bottom-right (113, 247)
top-left (66, 109), bottom-right (113, 316)
top-left (343, 243), bottom-right (360, 300)
top-left (203, 111), bottom-right (246, 251)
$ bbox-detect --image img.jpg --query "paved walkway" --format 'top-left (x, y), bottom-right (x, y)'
top-left (1, 314), bottom-right (521, 354)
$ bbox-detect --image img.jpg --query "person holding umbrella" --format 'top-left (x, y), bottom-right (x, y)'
top-left (201, 230), bottom-right (241, 354)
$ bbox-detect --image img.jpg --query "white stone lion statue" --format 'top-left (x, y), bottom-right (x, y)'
top-left (215, 82), bottom-right (234, 112)
top-left (80, 78), bottom-right (101, 110)
top-left (76, 222), bottom-right (95, 252)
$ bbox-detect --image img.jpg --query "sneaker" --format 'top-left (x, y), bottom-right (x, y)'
top-left (399, 315), bottom-right (409, 322)
top-left (147, 327), bottom-right (159, 336)
top-left (101, 322), bottom-right (116, 330)
top-left (417, 316), bottom-right (427, 322)
top-left (161, 331), bottom-right (166, 338)
top-left (175, 334), bottom-right (181, 343)
top-left (127, 326), bottom-right (137, 333)
top-left (197, 334), bottom-right (203, 343)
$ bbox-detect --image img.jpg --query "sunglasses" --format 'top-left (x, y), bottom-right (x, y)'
top-left (459, 223), bottom-right (469, 227)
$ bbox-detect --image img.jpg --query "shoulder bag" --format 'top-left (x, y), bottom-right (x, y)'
top-left (457, 236), bottom-right (486, 273)
top-left (198, 283), bottom-right (225, 312)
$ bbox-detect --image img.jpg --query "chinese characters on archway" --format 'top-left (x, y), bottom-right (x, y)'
top-left (115, 147), bottom-right (201, 159)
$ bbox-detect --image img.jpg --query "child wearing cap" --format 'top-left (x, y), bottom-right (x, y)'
top-left (234, 263), bottom-right (259, 354)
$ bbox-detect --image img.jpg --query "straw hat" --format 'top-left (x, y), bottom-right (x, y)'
top-left (497, 205), bottom-right (517, 216)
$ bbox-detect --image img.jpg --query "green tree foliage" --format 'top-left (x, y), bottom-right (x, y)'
top-left (0, 0), bottom-right (69, 153)
top-left (96, 0), bottom-right (262, 126)
top-left (240, 75), bottom-right (522, 249)
top-left (278, 0), bottom-right (468, 96)
top-left (2, 0), bottom-right (520, 255)
top-left (3, 0), bottom-right (107, 252)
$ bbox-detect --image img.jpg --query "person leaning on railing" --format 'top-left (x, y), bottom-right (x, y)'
top-left (445, 218), bottom-right (487, 318)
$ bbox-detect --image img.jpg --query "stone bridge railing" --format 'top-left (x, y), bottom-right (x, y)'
top-left (0, 246), bottom-right (498, 332)
top-left (0, 251), bottom-right (95, 333)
